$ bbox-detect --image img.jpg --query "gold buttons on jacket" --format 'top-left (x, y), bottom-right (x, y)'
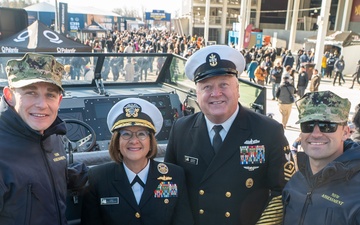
top-left (245, 178), bottom-right (254, 188)
top-left (199, 190), bottom-right (205, 195)
top-left (164, 199), bottom-right (169, 204)
top-left (135, 212), bottom-right (141, 218)
top-left (225, 212), bottom-right (231, 217)
top-left (199, 209), bottom-right (204, 214)
top-left (225, 192), bottom-right (231, 197)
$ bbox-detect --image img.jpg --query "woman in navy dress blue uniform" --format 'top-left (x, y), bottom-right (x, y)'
top-left (81, 98), bottom-right (194, 225)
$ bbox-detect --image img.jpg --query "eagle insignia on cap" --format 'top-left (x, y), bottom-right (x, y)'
top-left (208, 53), bottom-right (218, 67)
top-left (124, 103), bottom-right (141, 118)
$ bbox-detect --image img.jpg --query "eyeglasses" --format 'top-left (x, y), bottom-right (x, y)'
top-left (119, 130), bottom-right (150, 141)
top-left (300, 121), bottom-right (343, 133)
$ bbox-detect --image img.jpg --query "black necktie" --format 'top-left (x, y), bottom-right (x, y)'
top-left (130, 175), bottom-right (145, 187)
top-left (212, 125), bottom-right (223, 153)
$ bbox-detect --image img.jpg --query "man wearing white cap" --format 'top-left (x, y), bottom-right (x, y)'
top-left (82, 98), bottom-right (194, 225)
top-left (165, 45), bottom-right (293, 225)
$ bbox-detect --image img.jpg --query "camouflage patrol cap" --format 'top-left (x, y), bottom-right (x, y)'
top-left (6, 53), bottom-right (64, 91)
top-left (295, 91), bottom-right (351, 124)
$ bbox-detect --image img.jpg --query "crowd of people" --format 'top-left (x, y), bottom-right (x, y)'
top-left (1, 36), bottom-right (360, 225)
top-left (78, 28), bottom-right (205, 57)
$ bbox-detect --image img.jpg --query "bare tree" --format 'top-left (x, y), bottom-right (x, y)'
top-left (113, 7), bottom-right (140, 18)
top-left (0, 0), bottom-right (34, 8)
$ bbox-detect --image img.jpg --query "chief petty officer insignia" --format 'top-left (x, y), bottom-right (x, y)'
top-left (208, 53), bottom-right (218, 67)
top-left (124, 103), bottom-right (140, 117)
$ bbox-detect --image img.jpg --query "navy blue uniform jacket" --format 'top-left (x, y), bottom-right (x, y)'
top-left (165, 104), bottom-right (290, 225)
top-left (81, 160), bottom-right (194, 225)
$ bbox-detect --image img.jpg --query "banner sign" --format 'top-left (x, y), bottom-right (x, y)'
top-left (350, 0), bottom-right (360, 22)
top-left (145, 10), bottom-right (171, 21)
top-left (59, 2), bottom-right (68, 34)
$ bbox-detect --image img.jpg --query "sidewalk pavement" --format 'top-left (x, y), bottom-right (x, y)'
top-left (264, 75), bottom-right (359, 145)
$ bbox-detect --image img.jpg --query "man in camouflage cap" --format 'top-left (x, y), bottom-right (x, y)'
top-left (6, 52), bottom-right (64, 91)
top-left (283, 91), bottom-right (360, 225)
top-left (0, 53), bottom-right (85, 224)
top-left (295, 90), bottom-right (351, 124)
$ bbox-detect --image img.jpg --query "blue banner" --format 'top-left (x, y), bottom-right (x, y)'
top-left (145, 10), bottom-right (171, 21)
top-left (59, 2), bottom-right (68, 34)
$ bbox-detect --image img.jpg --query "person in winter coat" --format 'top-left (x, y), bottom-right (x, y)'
top-left (333, 55), bottom-right (345, 86)
top-left (326, 53), bottom-right (336, 78)
top-left (0, 53), bottom-right (87, 225)
top-left (309, 68), bottom-right (321, 92)
top-left (296, 66), bottom-right (309, 98)
top-left (350, 60), bottom-right (360, 89)
top-left (321, 51), bottom-right (329, 77)
top-left (270, 61), bottom-right (284, 100)
top-left (282, 50), bottom-right (295, 68)
top-left (124, 58), bottom-right (135, 82)
top-left (254, 64), bottom-right (267, 86)
top-left (283, 91), bottom-right (360, 225)
top-left (247, 57), bottom-right (258, 82)
top-left (276, 74), bottom-right (296, 129)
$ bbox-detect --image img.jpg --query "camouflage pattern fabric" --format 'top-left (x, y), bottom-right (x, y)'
top-left (6, 53), bottom-right (64, 91)
top-left (295, 91), bottom-right (351, 124)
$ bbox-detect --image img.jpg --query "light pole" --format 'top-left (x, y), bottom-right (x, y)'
top-left (314, 0), bottom-right (331, 71)
top-left (54, 0), bottom-right (59, 32)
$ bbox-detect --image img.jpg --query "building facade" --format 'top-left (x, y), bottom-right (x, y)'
top-left (179, 0), bottom-right (360, 45)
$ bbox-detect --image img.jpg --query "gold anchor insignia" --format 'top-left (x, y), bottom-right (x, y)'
top-left (208, 54), bottom-right (217, 67)
top-left (124, 103), bottom-right (140, 117)
top-left (157, 175), bottom-right (173, 181)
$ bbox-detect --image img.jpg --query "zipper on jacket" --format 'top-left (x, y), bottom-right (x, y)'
top-left (24, 184), bottom-right (32, 225)
top-left (40, 139), bottom-right (63, 225)
top-left (299, 190), bottom-right (312, 225)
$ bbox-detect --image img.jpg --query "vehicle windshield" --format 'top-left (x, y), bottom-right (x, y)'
top-left (0, 52), bottom-right (265, 114)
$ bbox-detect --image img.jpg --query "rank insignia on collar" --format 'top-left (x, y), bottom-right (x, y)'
top-left (157, 175), bottom-right (173, 181)
top-left (157, 163), bottom-right (169, 174)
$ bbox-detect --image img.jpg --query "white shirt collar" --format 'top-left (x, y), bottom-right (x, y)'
top-left (123, 160), bottom-right (150, 185)
top-left (205, 104), bottom-right (239, 137)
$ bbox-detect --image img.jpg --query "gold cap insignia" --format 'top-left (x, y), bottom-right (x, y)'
top-left (124, 103), bottom-right (141, 118)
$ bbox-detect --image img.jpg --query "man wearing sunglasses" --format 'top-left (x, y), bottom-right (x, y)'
top-left (283, 91), bottom-right (360, 225)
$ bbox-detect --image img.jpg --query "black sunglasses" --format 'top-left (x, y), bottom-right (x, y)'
top-left (300, 121), bottom-right (343, 133)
